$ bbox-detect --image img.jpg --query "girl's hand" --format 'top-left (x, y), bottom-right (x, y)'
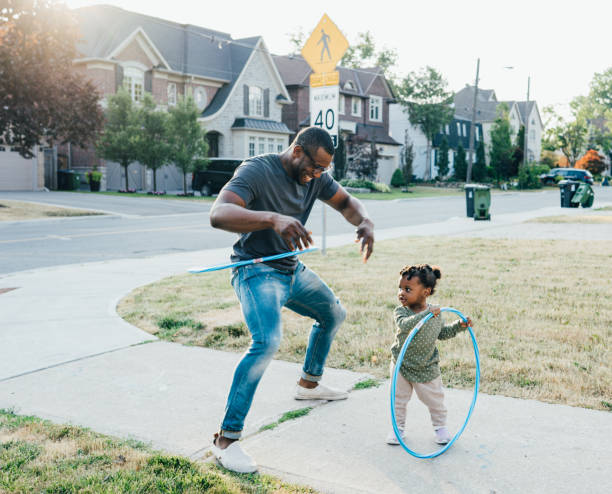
top-left (460, 317), bottom-right (473, 328)
top-left (428, 304), bottom-right (441, 317)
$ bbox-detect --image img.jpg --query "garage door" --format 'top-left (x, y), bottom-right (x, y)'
top-left (0, 146), bottom-right (38, 191)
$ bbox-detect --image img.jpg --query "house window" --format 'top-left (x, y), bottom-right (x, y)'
top-left (344, 80), bottom-right (356, 91)
top-left (369, 95), bottom-right (382, 122)
top-left (445, 124), bottom-right (450, 135)
top-left (277, 139), bottom-right (284, 152)
top-left (462, 123), bottom-right (467, 136)
top-left (167, 83), bottom-right (177, 106)
top-left (249, 86), bottom-right (263, 116)
top-left (456, 122), bottom-right (461, 136)
top-left (339, 94), bottom-right (345, 115)
top-left (258, 137), bottom-right (265, 154)
top-left (248, 137), bottom-right (255, 157)
top-left (351, 97), bottom-right (361, 116)
top-left (475, 127), bottom-right (480, 141)
top-left (123, 67), bottom-right (144, 102)
top-left (194, 87), bottom-right (207, 111)
top-left (268, 138), bottom-right (275, 153)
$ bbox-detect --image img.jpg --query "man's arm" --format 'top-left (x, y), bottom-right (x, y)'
top-left (210, 190), bottom-right (313, 250)
top-left (324, 185), bottom-right (374, 261)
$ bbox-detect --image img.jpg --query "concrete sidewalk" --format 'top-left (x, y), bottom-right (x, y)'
top-left (1, 204), bottom-right (611, 493)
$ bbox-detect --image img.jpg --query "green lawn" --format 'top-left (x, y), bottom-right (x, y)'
top-left (0, 409), bottom-right (317, 494)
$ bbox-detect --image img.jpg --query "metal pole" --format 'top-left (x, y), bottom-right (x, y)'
top-left (466, 58), bottom-right (480, 183)
top-left (522, 76), bottom-right (530, 168)
top-left (321, 203), bottom-right (327, 255)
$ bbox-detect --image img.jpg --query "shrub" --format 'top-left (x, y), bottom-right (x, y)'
top-left (372, 182), bottom-right (391, 193)
top-left (85, 170), bottom-right (102, 183)
top-left (518, 166), bottom-right (542, 189)
top-left (339, 178), bottom-right (375, 190)
top-left (390, 168), bottom-right (405, 187)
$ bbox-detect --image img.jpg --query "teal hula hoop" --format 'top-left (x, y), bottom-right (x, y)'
top-left (390, 307), bottom-right (480, 458)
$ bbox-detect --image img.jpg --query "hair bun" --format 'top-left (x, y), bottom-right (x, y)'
top-left (431, 266), bottom-right (442, 279)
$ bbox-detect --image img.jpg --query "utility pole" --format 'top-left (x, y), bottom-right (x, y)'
top-left (466, 58), bottom-right (480, 183)
top-left (522, 76), bottom-right (531, 168)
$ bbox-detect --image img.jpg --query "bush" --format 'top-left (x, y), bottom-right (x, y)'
top-left (390, 168), bottom-right (405, 187)
top-left (339, 178), bottom-right (375, 190)
top-left (518, 166), bottom-right (542, 189)
top-left (372, 182), bottom-right (391, 193)
top-left (531, 164), bottom-right (550, 175)
top-left (85, 170), bottom-right (102, 183)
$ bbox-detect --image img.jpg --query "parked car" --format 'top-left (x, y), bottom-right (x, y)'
top-left (540, 168), bottom-right (594, 185)
top-left (191, 159), bottom-right (243, 196)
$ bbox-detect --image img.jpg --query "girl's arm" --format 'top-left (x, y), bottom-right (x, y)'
top-left (438, 319), bottom-right (468, 340)
top-left (394, 306), bottom-right (431, 332)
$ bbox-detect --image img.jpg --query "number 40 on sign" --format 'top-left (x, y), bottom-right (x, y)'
top-left (310, 85), bottom-right (339, 148)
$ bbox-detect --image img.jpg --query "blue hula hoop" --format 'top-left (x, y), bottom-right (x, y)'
top-left (390, 307), bottom-right (480, 458)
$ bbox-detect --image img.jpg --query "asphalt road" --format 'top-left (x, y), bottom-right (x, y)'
top-left (0, 188), bottom-right (592, 275)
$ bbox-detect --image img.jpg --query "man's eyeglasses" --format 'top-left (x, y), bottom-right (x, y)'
top-left (299, 145), bottom-right (330, 175)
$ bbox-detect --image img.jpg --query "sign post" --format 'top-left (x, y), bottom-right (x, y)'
top-left (301, 14), bottom-right (349, 255)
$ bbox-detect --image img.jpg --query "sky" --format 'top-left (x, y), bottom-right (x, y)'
top-left (64, 0), bottom-right (611, 118)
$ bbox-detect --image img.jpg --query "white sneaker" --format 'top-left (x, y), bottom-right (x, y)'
top-left (294, 382), bottom-right (349, 401)
top-left (386, 429), bottom-right (404, 445)
top-left (211, 436), bottom-right (257, 473)
top-left (434, 427), bottom-right (452, 445)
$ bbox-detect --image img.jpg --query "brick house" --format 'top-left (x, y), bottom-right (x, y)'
top-left (67, 5), bottom-right (292, 191)
top-left (272, 54), bottom-right (401, 184)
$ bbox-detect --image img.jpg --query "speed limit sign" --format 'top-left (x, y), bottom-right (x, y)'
top-left (310, 85), bottom-right (339, 148)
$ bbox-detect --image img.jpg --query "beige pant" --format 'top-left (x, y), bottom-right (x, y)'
top-left (390, 363), bottom-right (447, 429)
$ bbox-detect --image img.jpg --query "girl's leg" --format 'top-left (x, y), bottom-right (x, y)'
top-left (413, 376), bottom-right (447, 428)
top-left (390, 362), bottom-right (413, 430)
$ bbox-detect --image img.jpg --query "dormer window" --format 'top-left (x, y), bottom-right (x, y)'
top-left (344, 80), bottom-right (356, 91)
top-left (249, 86), bottom-right (263, 116)
top-left (194, 87), bottom-right (207, 111)
top-left (123, 67), bottom-right (144, 102)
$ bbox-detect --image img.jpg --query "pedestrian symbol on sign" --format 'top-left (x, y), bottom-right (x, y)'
top-left (318, 29), bottom-right (331, 61)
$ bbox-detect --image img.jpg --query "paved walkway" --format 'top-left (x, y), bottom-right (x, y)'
top-left (1, 201), bottom-right (611, 493)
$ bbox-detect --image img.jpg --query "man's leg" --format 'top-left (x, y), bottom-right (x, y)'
top-left (286, 263), bottom-right (346, 392)
top-left (219, 264), bottom-right (289, 441)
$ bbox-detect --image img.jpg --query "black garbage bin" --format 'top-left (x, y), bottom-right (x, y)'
top-left (57, 170), bottom-right (80, 191)
top-left (559, 179), bottom-right (580, 208)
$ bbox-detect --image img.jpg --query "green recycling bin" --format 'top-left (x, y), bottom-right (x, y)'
top-left (570, 182), bottom-right (594, 208)
top-left (57, 170), bottom-right (80, 190)
top-left (465, 184), bottom-right (491, 220)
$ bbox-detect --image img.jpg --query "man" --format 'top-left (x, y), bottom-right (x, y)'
top-left (209, 126), bottom-right (374, 473)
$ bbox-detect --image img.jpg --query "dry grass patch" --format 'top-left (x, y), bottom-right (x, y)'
top-left (0, 409), bottom-right (317, 493)
top-left (527, 214), bottom-right (612, 224)
top-left (118, 237), bottom-right (612, 411)
top-left (0, 200), bottom-right (103, 221)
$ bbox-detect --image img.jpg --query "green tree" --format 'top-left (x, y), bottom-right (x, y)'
top-left (340, 31), bottom-right (398, 77)
top-left (489, 104), bottom-right (514, 180)
top-left (472, 140), bottom-right (487, 182)
top-left (333, 135), bottom-right (347, 181)
top-left (347, 135), bottom-right (379, 180)
top-left (402, 137), bottom-right (414, 185)
top-left (390, 168), bottom-right (405, 187)
top-left (453, 144), bottom-right (467, 181)
top-left (510, 125), bottom-right (525, 175)
top-left (395, 67), bottom-right (454, 180)
top-left (136, 94), bottom-right (171, 192)
top-left (96, 89), bottom-right (140, 191)
top-left (542, 109), bottom-right (587, 168)
top-left (436, 136), bottom-right (450, 179)
top-left (167, 97), bottom-right (209, 194)
top-left (0, 0), bottom-right (103, 158)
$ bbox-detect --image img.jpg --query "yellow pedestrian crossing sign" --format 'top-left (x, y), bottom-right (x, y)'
top-left (301, 14), bottom-right (349, 73)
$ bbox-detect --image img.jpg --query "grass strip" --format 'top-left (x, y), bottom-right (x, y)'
top-left (0, 409), bottom-right (316, 493)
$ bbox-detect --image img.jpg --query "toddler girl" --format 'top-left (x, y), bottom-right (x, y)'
top-left (387, 264), bottom-right (472, 445)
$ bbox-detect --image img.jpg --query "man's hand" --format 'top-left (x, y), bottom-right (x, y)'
top-left (355, 218), bottom-right (374, 263)
top-left (272, 214), bottom-right (313, 251)
top-left (460, 317), bottom-right (473, 328)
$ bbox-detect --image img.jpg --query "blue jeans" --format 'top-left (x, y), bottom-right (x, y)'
top-left (220, 261), bottom-right (346, 438)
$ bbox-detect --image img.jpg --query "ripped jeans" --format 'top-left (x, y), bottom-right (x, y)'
top-left (220, 261), bottom-right (346, 438)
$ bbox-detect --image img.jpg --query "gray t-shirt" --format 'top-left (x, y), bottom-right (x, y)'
top-left (222, 153), bottom-right (339, 272)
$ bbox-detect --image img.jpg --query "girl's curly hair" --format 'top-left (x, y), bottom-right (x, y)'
top-left (399, 264), bottom-right (442, 294)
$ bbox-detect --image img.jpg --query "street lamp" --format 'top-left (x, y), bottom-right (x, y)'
top-left (466, 58), bottom-right (480, 184)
